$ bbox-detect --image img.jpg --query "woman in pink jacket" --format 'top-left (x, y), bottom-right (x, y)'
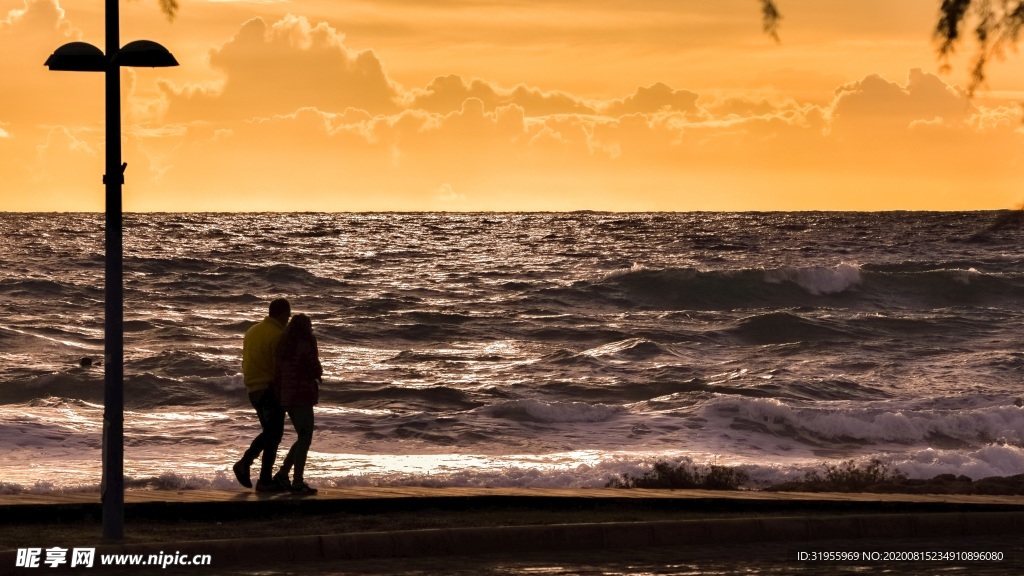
top-left (272, 313), bottom-right (323, 494)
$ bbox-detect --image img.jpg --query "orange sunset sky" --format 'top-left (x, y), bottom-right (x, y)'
top-left (1, 0), bottom-right (1023, 211)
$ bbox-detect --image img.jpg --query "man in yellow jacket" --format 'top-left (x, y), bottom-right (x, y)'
top-left (234, 298), bottom-right (291, 491)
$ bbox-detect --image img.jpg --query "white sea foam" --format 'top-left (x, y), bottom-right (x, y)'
top-left (951, 267), bottom-right (983, 285)
top-left (890, 444), bottom-right (1024, 479)
top-left (1, 445), bottom-right (1022, 494)
top-left (763, 263), bottom-right (862, 295)
top-left (599, 263), bottom-right (650, 280)
top-left (707, 396), bottom-right (1024, 445)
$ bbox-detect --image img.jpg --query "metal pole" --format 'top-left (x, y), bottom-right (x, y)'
top-left (101, 0), bottom-right (124, 541)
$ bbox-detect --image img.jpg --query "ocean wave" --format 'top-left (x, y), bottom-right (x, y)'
top-left (351, 296), bottom-right (423, 314)
top-left (544, 378), bottom-right (707, 403)
top-left (125, 256), bottom-right (218, 275)
top-left (523, 326), bottom-right (630, 344)
top-left (0, 279), bottom-right (66, 296)
top-left (864, 268), bottom-right (1024, 307)
top-left (123, 319), bottom-right (159, 332)
top-left (635, 373), bottom-right (891, 406)
top-left (0, 374), bottom-right (104, 405)
top-left (531, 339), bottom-right (682, 369)
top-left (536, 349), bottom-right (607, 368)
top-left (581, 338), bottom-right (681, 360)
top-left (200, 293), bottom-right (263, 305)
top-left (763, 263), bottom-right (862, 295)
top-left (286, 226), bottom-right (344, 239)
top-left (389, 350), bottom-right (505, 363)
top-left (378, 323), bottom-right (465, 342)
top-left (130, 350), bottom-right (240, 379)
top-left (554, 265), bottom-right (860, 311)
top-left (0, 460), bottom-right (654, 493)
top-left (539, 263), bottom-right (1024, 311)
top-left (0, 278), bottom-right (100, 299)
top-left (327, 385), bottom-right (483, 411)
top-left (722, 312), bottom-right (860, 344)
top-left (501, 281), bottom-right (539, 291)
top-left (2, 447), bottom-right (1023, 494)
top-left (0, 325), bottom-right (102, 351)
top-left (396, 311), bottom-right (476, 325)
top-left (705, 396), bottom-right (1024, 447)
top-left (479, 399), bottom-right (624, 423)
top-left (255, 262), bottom-right (346, 288)
top-left (121, 471), bottom-right (239, 492)
top-left (0, 371), bottom-right (245, 407)
top-left (123, 374), bottom-right (246, 408)
top-left (783, 378), bottom-right (893, 402)
top-left (862, 259), bottom-right (1024, 274)
top-left (890, 444), bottom-right (1024, 480)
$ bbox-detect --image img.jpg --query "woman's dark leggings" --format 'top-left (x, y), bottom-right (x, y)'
top-left (279, 406), bottom-right (314, 482)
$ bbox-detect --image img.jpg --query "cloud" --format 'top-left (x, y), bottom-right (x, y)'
top-left (16, 126), bottom-right (102, 210)
top-left (703, 95), bottom-right (788, 118)
top-left (162, 14), bottom-right (400, 121)
top-left (604, 82), bottom-right (700, 116)
top-left (831, 68), bottom-right (975, 131)
top-left (405, 74), bottom-right (595, 116)
top-left (0, 0), bottom-right (99, 130)
top-left (0, 0), bottom-right (77, 37)
top-left (967, 104), bottom-right (1021, 132)
top-left (0, 0), bottom-right (106, 211)
top-left (138, 61), bottom-right (1024, 211)
top-left (34, 125), bottom-right (95, 164)
top-left (435, 183), bottom-right (465, 203)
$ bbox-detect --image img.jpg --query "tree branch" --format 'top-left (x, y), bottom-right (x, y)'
top-left (760, 0), bottom-right (782, 42)
top-left (159, 0), bottom-right (179, 22)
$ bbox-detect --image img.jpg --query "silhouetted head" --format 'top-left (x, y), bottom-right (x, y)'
top-left (279, 313), bottom-right (315, 359)
top-left (288, 313), bottom-right (313, 337)
top-left (269, 298), bottom-right (291, 324)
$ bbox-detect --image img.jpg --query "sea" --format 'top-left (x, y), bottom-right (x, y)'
top-left (2, 211), bottom-right (1024, 493)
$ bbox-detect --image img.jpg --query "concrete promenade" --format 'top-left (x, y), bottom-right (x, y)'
top-left (2, 487), bottom-right (1023, 573)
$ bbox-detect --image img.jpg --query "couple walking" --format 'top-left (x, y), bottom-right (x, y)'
top-left (233, 298), bottom-right (322, 494)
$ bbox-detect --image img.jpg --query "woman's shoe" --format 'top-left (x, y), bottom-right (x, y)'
top-left (290, 481), bottom-right (318, 495)
top-left (255, 478), bottom-right (286, 492)
top-left (232, 460), bottom-right (252, 488)
top-left (272, 472), bottom-right (292, 491)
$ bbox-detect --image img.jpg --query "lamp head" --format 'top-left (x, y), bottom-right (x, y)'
top-left (114, 40), bottom-right (179, 68)
top-left (44, 42), bottom-right (106, 72)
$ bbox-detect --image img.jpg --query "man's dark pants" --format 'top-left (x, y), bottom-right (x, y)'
top-left (241, 388), bottom-right (285, 482)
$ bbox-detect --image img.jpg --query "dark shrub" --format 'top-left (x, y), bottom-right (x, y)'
top-left (607, 459), bottom-right (749, 490)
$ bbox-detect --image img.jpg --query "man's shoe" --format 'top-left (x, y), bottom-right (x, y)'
top-left (233, 460), bottom-right (252, 489)
top-left (255, 478), bottom-right (287, 492)
top-left (290, 481), bottom-right (318, 495)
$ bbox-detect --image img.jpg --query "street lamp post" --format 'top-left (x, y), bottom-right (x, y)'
top-left (45, 1), bottom-right (177, 541)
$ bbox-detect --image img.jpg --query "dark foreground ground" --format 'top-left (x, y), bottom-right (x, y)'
top-left (203, 533), bottom-right (1024, 576)
top-left (2, 487), bottom-right (1024, 575)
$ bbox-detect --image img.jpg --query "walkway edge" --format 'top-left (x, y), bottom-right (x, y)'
top-left (3, 511), bottom-right (1024, 573)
